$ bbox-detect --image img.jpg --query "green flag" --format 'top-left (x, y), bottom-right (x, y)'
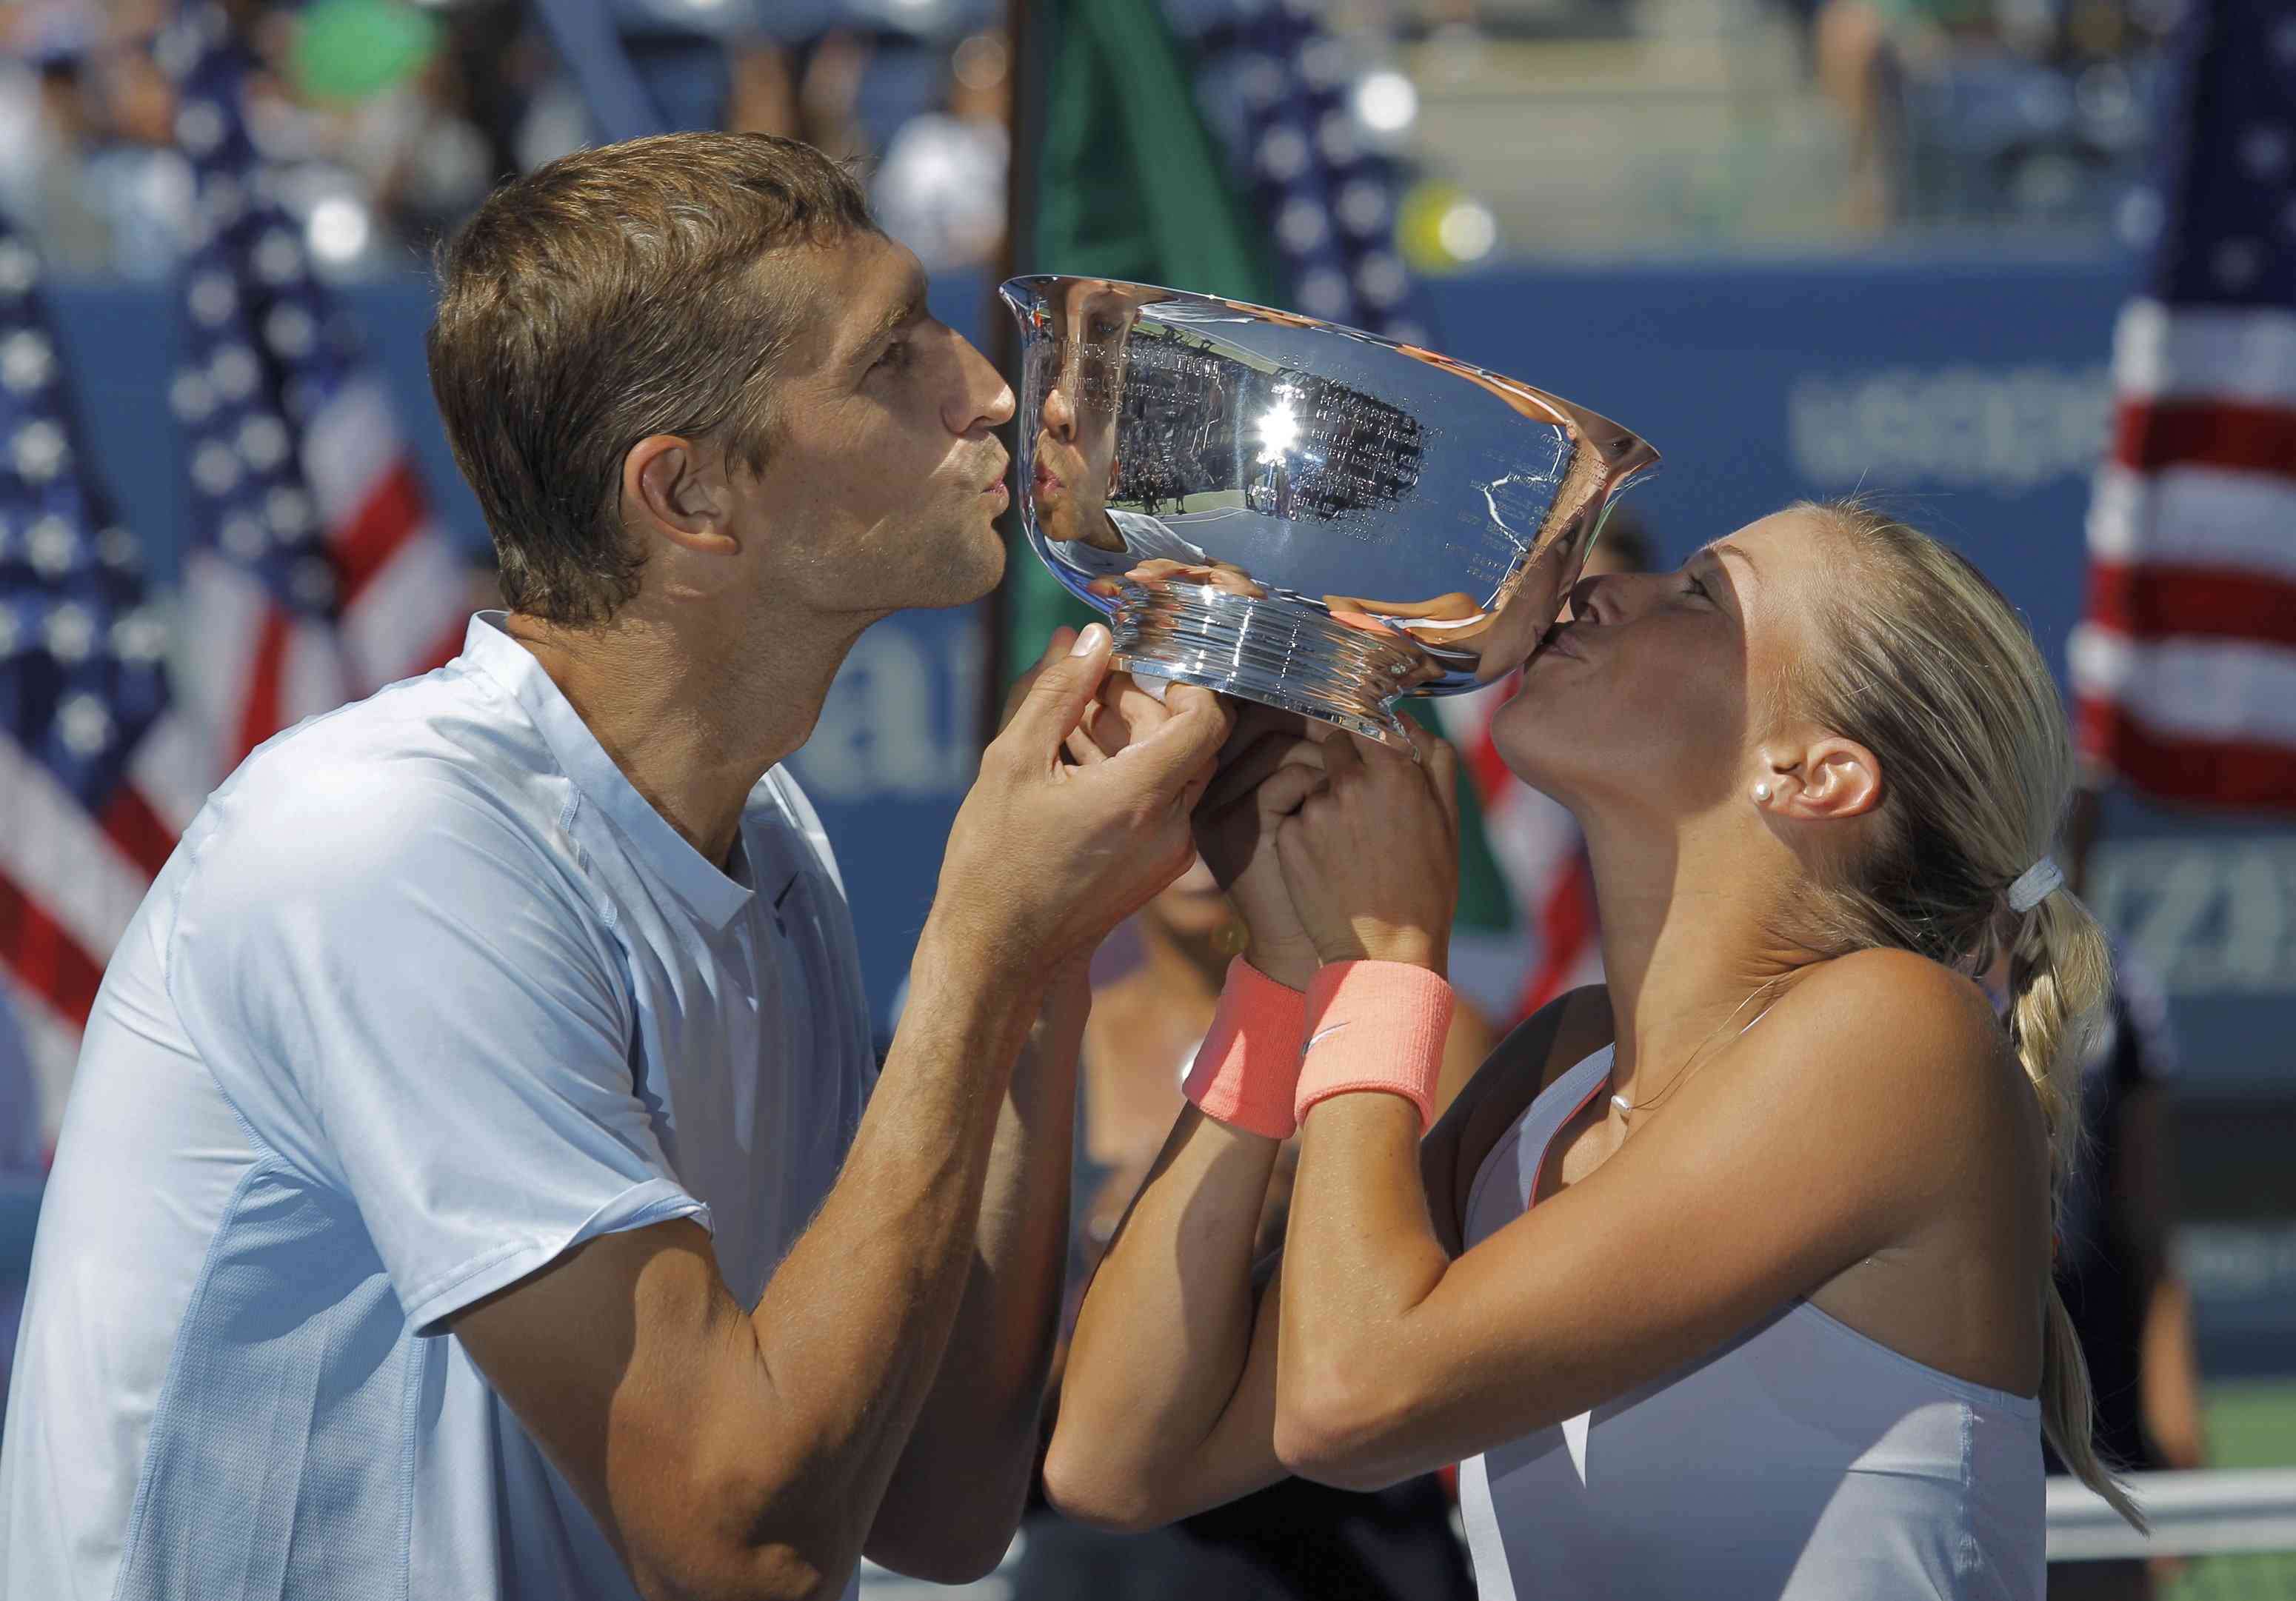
top-left (1018, 0), bottom-right (1513, 935)
top-left (1009, 0), bottom-right (1282, 658)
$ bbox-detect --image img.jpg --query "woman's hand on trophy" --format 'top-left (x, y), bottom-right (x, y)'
top-left (1192, 706), bottom-right (1326, 990)
top-left (1274, 721), bottom-right (1461, 972)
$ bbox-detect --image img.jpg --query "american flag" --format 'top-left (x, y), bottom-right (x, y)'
top-left (0, 216), bottom-right (204, 1144)
top-left (1219, 1), bottom-right (1432, 347)
top-left (2069, 0), bottom-right (2296, 812)
top-left (160, 4), bottom-right (467, 775)
top-left (1213, 1), bottom-right (1598, 1016)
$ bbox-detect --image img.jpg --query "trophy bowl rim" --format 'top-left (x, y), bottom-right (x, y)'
top-left (996, 272), bottom-right (1626, 437)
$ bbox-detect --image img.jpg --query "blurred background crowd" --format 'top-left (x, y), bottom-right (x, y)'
top-left (0, 0), bottom-right (2195, 278)
top-left (0, 0), bottom-right (2290, 1596)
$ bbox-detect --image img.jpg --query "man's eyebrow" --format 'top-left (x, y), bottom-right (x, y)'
top-left (1710, 541), bottom-right (1758, 577)
top-left (852, 281), bottom-right (927, 360)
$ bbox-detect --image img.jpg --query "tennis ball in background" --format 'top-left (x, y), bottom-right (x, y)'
top-left (1398, 180), bottom-right (1501, 275)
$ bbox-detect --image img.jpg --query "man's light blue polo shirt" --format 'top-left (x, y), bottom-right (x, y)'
top-left (0, 615), bottom-right (877, 1600)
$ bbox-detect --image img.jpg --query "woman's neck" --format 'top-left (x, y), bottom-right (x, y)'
top-left (1581, 809), bottom-right (1813, 1110)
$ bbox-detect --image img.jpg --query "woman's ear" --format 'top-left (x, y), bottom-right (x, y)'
top-left (1771, 735), bottom-right (1882, 821)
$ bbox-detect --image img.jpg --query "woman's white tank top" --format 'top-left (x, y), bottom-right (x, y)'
top-left (1456, 1046), bottom-right (2046, 1600)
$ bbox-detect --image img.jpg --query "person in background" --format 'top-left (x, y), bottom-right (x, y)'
top-left (871, 29), bottom-right (1009, 271)
top-left (1012, 696), bottom-right (1489, 1600)
top-left (338, 35), bottom-right (497, 254)
top-left (1, 1), bottom-right (190, 280)
top-left (1812, 0), bottom-right (2006, 230)
top-left (724, 28), bottom-right (873, 169)
top-left (0, 10), bottom-right (111, 275)
top-left (2043, 803), bottom-right (2206, 1601)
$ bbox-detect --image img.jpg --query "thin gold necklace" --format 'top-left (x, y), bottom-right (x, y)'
top-left (1609, 975), bottom-right (1793, 1123)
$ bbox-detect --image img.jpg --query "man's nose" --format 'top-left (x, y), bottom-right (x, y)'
top-left (947, 332), bottom-right (1015, 435)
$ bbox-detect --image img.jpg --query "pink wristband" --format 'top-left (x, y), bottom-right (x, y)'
top-left (1181, 957), bottom-right (1309, 1140)
top-left (1295, 960), bottom-right (1454, 1134)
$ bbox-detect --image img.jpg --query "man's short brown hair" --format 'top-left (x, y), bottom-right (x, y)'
top-left (427, 132), bottom-right (875, 624)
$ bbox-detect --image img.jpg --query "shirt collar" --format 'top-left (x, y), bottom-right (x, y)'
top-left (459, 612), bottom-right (756, 931)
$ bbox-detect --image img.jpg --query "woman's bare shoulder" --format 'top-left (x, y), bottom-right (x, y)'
top-left (1781, 949), bottom-right (2003, 1069)
top-left (1718, 949), bottom-right (2024, 1165)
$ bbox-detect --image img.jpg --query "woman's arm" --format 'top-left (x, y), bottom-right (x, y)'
top-left (1045, 1006), bottom-right (1556, 1529)
top-left (1045, 705), bottom-right (1321, 1528)
top-left (1267, 731), bottom-right (2018, 1491)
top-left (1044, 1108), bottom-right (1289, 1529)
top-left (1048, 703), bottom-right (1612, 1528)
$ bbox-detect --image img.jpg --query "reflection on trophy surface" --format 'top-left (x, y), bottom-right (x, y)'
top-left (1002, 274), bottom-right (1660, 750)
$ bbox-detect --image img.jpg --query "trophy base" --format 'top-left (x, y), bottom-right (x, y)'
top-left (1107, 583), bottom-right (1421, 754)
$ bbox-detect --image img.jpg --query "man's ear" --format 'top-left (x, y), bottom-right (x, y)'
top-left (623, 435), bottom-right (735, 557)
top-left (1763, 734), bottom-right (1882, 822)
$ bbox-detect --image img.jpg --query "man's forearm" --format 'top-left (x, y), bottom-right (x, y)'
top-left (727, 916), bottom-right (1041, 1589)
top-left (866, 978), bottom-right (1087, 1577)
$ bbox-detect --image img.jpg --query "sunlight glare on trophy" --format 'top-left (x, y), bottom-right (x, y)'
top-left (1256, 395), bottom-right (1301, 464)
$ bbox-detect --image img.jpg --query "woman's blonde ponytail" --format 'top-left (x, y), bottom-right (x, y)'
top-left (2009, 891), bottom-right (2143, 1529)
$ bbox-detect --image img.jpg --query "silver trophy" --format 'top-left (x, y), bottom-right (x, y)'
top-left (1001, 275), bottom-right (1660, 750)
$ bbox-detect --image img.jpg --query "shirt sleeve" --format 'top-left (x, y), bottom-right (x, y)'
top-left (166, 764), bottom-right (708, 1334)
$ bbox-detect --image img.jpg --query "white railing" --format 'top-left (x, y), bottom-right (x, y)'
top-left (860, 1472), bottom-right (2296, 1592)
top-left (2047, 1468), bottom-right (2296, 1562)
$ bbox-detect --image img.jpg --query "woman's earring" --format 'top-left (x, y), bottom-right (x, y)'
top-left (1752, 781), bottom-right (1773, 803)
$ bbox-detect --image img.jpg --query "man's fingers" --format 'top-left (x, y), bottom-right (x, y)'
top-left (1102, 681), bottom-right (1231, 794)
top-left (1001, 624), bottom-right (1112, 754)
top-left (1065, 721), bottom-right (1109, 766)
top-left (1099, 675), bottom-right (1175, 752)
top-left (997, 626), bottom-right (1079, 735)
top-left (1164, 683), bottom-right (1236, 750)
top-left (1178, 751), bottom-right (1221, 815)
